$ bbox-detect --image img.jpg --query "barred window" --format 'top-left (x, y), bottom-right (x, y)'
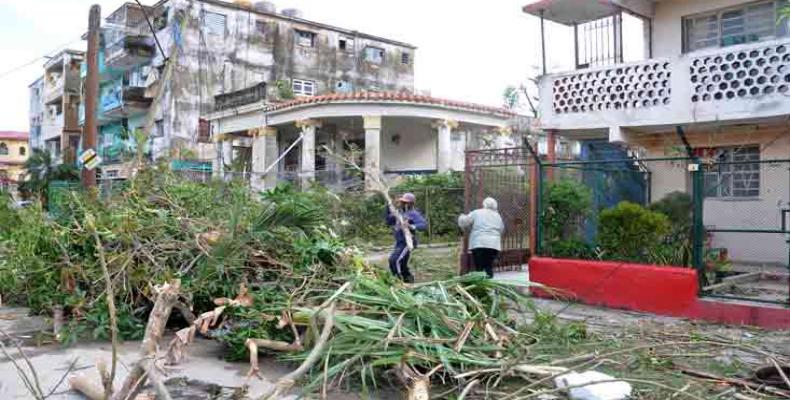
top-left (702, 146), bottom-right (760, 198)
top-left (683, 0), bottom-right (789, 52)
top-left (292, 79), bottom-right (315, 96)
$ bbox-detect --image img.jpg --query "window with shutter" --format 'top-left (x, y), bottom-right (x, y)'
top-left (203, 11), bottom-right (226, 36)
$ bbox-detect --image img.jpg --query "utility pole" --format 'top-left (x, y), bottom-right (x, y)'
top-left (82, 4), bottom-right (100, 189)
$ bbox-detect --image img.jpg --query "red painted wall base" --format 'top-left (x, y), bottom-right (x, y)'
top-left (529, 257), bottom-right (790, 330)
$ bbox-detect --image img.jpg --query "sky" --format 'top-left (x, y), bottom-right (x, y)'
top-left (0, 0), bottom-right (555, 132)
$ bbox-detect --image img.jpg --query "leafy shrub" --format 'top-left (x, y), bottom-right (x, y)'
top-left (649, 192), bottom-right (693, 266)
top-left (542, 179), bottom-right (593, 258)
top-left (598, 201), bottom-right (670, 262)
top-left (393, 172), bottom-right (463, 241)
top-left (548, 238), bottom-right (597, 259)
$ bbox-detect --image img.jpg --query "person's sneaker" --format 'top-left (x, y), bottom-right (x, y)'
top-left (403, 274), bottom-right (415, 283)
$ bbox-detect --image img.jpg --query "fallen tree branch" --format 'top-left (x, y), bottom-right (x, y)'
top-left (259, 302), bottom-right (338, 399)
top-left (92, 225), bottom-right (119, 399)
top-left (69, 281), bottom-right (181, 400)
top-left (680, 366), bottom-right (790, 398)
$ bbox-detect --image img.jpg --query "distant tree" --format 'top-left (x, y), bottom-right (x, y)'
top-left (19, 149), bottom-right (79, 207)
top-left (502, 67), bottom-right (541, 118)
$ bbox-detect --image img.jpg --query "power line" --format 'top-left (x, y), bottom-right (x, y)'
top-left (0, 36), bottom-right (84, 81)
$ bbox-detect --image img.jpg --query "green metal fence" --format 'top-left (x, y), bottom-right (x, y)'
top-left (536, 157), bottom-right (790, 306)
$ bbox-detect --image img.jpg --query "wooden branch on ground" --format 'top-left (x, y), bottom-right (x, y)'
top-left (69, 281), bottom-right (182, 400)
top-left (92, 226), bottom-right (118, 399)
top-left (680, 366), bottom-right (790, 398)
top-left (258, 302), bottom-right (337, 400)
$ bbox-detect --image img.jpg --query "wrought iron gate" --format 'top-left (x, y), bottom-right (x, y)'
top-left (461, 147), bottom-right (533, 274)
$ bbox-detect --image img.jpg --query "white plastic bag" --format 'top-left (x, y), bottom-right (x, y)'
top-left (555, 371), bottom-right (632, 400)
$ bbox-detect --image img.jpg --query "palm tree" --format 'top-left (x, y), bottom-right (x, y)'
top-left (20, 149), bottom-right (79, 208)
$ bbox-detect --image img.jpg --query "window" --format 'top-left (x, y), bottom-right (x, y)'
top-left (702, 146), bottom-right (761, 198)
top-left (683, 1), bottom-right (789, 52)
top-left (19, 146), bottom-right (26, 156)
top-left (339, 37), bottom-right (354, 51)
top-left (296, 30), bottom-right (316, 47)
top-left (0, 143), bottom-right (7, 155)
top-left (401, 52), bottom-right (411, 65)
top-left (364, 46), bottom-right (385, 64)
top-left (292, 79), bottom-right (316, 96)
top-left (154, 120), bottom-right (165, 137)
top-left (335, 80), bottom-right (352, 93)
top-left (203, 11), bottom-right (226, 36)
top-left (255, 20), bottom-right (267, 35)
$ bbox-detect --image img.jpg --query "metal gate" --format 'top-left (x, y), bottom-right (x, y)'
top-left (461, 147), bottom-right (534, 274)
top-left (701, 158), bottom-right (790, 306)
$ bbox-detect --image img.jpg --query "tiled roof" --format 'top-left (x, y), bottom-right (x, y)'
top-left (264, 92), bottom-right (518, 117)
top-left (0, 131), bottom-right (29, 141)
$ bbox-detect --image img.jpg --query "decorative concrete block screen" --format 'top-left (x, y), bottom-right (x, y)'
top-left (552, 61), bottom-right (671, 114)
top-left (690, 43), bottom-right (790, 102)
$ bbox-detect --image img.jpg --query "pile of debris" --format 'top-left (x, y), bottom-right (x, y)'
top-left (3, 168), bottom-right (790, 400)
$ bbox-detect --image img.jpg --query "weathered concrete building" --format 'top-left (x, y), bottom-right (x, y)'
top-left (89, 0), bottom-right (416, 177)
top-left (28, 50), bottom-right (84, 163)
top-left (524, 0), bottom-right (790, 265)
top-left (0, 131), bottom-right (30, 200)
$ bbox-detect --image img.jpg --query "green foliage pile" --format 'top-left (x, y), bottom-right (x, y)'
top-left (262, 172), bottom-right (465, 247)
top-left (0, 166), bottom-right (346, 344)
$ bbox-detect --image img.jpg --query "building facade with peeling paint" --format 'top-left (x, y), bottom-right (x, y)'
top-left (28, 50), bottom-right (84, 164)
top-left (84, 0), bottom-right (416, 178)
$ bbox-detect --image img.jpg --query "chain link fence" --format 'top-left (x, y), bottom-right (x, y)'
top-left (536, 156), bottom-right (790, 306)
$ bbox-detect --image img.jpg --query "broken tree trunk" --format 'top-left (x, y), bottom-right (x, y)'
top-left (69, 281), bottom-right (182, 400)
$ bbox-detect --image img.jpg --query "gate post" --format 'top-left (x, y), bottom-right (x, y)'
top-left (535, 162), bottom-right (544, 256)
top-left (691, 161), bottom-right (706, 288)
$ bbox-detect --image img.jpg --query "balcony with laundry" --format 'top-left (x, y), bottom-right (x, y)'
top-left (524, 0), bottom-right (790, 138)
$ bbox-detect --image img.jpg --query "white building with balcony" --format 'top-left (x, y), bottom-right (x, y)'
top-left (525, 0), bottom-right (790, 266)
top-left (32, 50), bottom-right (84, 163)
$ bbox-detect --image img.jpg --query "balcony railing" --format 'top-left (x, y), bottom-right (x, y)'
top-left (539, 38), bottom-right (790, 131)
top-left (105, 31), bottom-right (156, 70)
top-left (43, 78), bottom-right (65, 104)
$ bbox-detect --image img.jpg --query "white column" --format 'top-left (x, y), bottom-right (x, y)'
top-left (332, 130), bottom-right (346, 184)
top-left (213, 133), bottom-right (231, 178)
top-left (363, 116), bottom-right (382, 189)
top-left (264, 129), bottom-right (279, 189)
top-left (433, 119), bottom-right (458, 173)
top-left (251, 127), bottom-right (277, 192)
top-left (296, 119), bottom-right (321, 187)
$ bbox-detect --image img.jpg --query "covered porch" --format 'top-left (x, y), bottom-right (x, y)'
top-left (206, 93), bottom-right (519, 191)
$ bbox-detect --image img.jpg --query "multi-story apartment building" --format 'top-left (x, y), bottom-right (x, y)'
top-left (87, 0), bottom-right (416, 177)
top-left (524, 0), bottom-right (790, 266)
top-left (0, 131), bottom-right (30, 200)
top-left (28, 78), bottom-right (44, 152)
top-left (29, 50), bottom-right (84, 164)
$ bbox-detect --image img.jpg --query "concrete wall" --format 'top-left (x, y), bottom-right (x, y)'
top-left (638, 127), bottom-right (790, 265)
top-left (381, 117), bottom-right (436, 172)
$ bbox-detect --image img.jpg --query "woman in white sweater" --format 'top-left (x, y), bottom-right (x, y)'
top-left (458, 197), bottom-right (505, 278)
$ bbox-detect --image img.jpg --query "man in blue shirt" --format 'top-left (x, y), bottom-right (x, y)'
top-left (386, 192), bottom-right (427, 283)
